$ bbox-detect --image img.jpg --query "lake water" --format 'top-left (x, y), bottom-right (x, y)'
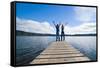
top-left (16, 36), bottom-right (96, 65)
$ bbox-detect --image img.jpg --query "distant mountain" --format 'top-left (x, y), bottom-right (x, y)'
top-left (16, 30), bottom-right (96, 36)
top-left (16, 30), bottom-right (56, 36)
top-left (65, 34), bottom-right (96, 36)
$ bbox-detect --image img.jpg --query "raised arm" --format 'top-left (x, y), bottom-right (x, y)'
top-left (61, 22), bottom-right (68, 26)
top-left (59, 22), bottom-right (61, 26)
top-left (52, 21), bottom-right (56, 26)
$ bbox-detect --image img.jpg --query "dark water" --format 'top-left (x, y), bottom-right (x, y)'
top-left (16, 36), bottom-right (96, 65)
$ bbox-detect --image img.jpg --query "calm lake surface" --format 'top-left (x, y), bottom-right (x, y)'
top-left (16, 36), bottom-right (96, 65)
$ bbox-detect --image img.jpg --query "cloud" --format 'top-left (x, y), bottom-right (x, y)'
top-left (74, 7), bottom-right (96, 22)
top-left (16, 17), bottom-right (54, 34)
top-left (63, 6), bottom-right (96, 35)
top-left (16, 17), bottom-right (96, 34)
top-left (64, 22), bottom-right (96, 34)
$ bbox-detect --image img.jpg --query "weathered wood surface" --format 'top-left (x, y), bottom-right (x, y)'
top-left (30, 41), bottom-right (90, 64)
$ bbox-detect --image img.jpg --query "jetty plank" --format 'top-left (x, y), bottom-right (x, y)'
top-left (30, 41), bottom-right (90, 64)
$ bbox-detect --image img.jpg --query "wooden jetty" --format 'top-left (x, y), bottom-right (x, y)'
top-left (30, 41), bottom-right (90, 64)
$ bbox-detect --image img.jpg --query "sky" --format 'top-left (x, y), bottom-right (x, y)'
top-left (16, 3), bottom-right (96, 34)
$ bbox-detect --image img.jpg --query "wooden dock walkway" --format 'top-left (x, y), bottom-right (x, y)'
top-left (30, 41), bottom-right (90, 64)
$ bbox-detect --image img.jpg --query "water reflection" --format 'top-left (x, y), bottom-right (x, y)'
top-left (16, 36), bottom-right (96, 65)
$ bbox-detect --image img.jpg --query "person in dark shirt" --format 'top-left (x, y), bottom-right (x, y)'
top-left (53, 21), bottom-right (60, 41)
top-left (61, 24), bottom-right (65, 41)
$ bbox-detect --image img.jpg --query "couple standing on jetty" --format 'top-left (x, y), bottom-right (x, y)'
top-left (53, 21), bottom-right (65, 41)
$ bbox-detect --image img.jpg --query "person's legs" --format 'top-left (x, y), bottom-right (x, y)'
top-left (62, 32), bottom-right (65, 41)
top-left (61, 35), bottom-right (62, 41)
top-left (57, 34), bottom-right (60, 41)
top-left (63, 34), bottom-right (65, 41)
top-left (64, 35), bottom-right (65, 40)
top-left (56, 32), bottom-right (59, 41)
top-left (63, 35), bottom-right (65, 41)
top-left (56, 35), bottom-right (57, 41)
top-left (61, 32), bottom-right (64, 41)
top-left (56, 32), bottom-right (58, 41)
top-left (57, 35), bottom-right (59, 41)
top-left (58, 35), bottom-right (60, 41)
